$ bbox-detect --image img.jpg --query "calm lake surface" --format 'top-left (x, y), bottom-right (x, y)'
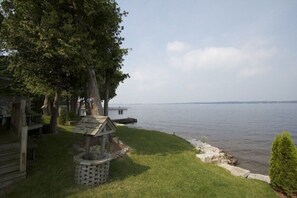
top-left (122, 103), bottom-right (297, 175)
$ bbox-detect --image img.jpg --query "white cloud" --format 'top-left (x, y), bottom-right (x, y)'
top-left (238, 67), bottom-right (267, 78)
top-left (183, 47), bottom-right (249, 70)
top-left (168, 42), bottom-right (277, 78)
top-left (166, 41), bottom-right (189, 52)
top-left (130, 67), bottom-right (172, 92)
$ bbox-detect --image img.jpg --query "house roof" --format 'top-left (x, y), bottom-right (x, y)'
top-left (73, 116), bottom-right (116, 136)
top-left (109, 107), bottom-right (128, 111)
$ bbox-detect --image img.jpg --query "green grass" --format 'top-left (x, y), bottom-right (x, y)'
top-left (5, 126), bottom-right (277, 198)
top-left (42, 115), bottom-right (51, 124)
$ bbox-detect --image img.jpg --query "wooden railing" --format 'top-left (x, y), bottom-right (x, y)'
top-left (26, 114), bottom-right (43, 131)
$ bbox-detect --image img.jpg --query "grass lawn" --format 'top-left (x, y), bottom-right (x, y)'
top-left (4, 126), bottom-right (278, 198)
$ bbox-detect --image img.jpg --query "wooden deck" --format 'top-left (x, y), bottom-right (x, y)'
top-left (112, 117), bottom-right (137, 124)
top-left (0, 114), bottom-right (42, 191)
top-left (0, 129), bottom-right (18, 145)
top-left (0, 129), bottom-right (25, 192)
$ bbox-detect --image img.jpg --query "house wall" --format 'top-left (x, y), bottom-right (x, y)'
top-left (0, 96), bottom-right (31, 115)
top-left (108, 109), bottom-right (127, 120)
top-left (0, 96), bottom-right (13, 115)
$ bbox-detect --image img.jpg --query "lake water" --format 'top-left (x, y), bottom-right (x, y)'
top-left (121, 103), bottom-right (297, 175)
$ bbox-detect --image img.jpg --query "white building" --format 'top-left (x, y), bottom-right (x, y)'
top-left (107, 107), bottom-right (128, 120)
top-left (78, 105), bottom-right (128, 120)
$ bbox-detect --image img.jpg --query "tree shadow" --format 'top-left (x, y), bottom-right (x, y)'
top-left (3, 126), bottom-right (192, 197)
top-left (115, 127), bottom-right (192, 156)
top-left (3, 130), bottom-right (150, 198)
top-left (109, 155), bottom-right (150, 182)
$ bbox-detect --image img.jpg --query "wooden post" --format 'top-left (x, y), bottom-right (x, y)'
top-left (84, 136), bottom-right (91, 160)
top-left (20, 126), bottom-right (28, 172)
top-left (16, 99), bottom-right (27, 173)
top-left (100, 135), bottom-right (105, 159)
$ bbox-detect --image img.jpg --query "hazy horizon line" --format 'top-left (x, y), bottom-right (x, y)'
top-left (110, 100), bottom-right (297, 105)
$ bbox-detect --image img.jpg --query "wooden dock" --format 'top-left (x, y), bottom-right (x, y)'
top-left (112, 117), bottom-right (137, 124)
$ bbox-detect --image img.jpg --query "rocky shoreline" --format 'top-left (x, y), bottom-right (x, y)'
top-left (187, 138), bottom-right (271, 184)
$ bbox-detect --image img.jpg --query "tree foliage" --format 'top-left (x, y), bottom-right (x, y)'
top-left (1, 1), bottom-right (87, 92)
top-left (269, 131), bottom-right (297, 196)
top-left (0, 0), bottom-right (128, 132)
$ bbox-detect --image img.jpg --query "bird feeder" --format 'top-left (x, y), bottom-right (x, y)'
top-left (73, 115), bottom-right (116, 186)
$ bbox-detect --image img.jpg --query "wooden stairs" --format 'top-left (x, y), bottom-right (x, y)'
top-left (0, 134), bottom-right (26, 192)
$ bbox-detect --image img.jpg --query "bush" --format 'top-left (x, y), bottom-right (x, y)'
top-left (269, 131), bottom-right (297, 196)
top-left (58, 108), bottom-right (66, 125)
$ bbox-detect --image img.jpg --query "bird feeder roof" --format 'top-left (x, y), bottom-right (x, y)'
top-left (73, 116), bottom-right (116, 137)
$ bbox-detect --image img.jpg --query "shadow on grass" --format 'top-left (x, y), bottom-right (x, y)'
top-left (115, 126), bottom-right (193, 156)
top-left (109, 155), bottom-right (150, 182)
top-left (4, 128), bottom-right (150, 198)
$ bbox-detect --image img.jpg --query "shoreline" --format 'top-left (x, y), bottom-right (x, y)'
top-left (124, 124), bottom-right (270, 183)
top-left (127, 123), bottom-right (272, 174)
top-left (184, 137), bottom-right (270, 183)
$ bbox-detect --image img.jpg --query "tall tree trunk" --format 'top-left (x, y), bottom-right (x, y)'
top-left (49, 88), bottom-right (62, 134)
top-left (42, 95), bottom-right (50, 116)
top-left (70, 95), bottom-right (77, 116)
top-left (88, 68), bottom-right (103, 116)
top-left (103, 75), bottom-right (110, 116)
top-left (84, 68), bottom-right (103, 159)
top-left (104, 74), bottom-right (112, 151)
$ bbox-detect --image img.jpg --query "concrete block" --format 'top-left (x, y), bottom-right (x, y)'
top-left (247, 173), bottom-right (270, 184)
top-left (218, 163), bottom-right (250, 178)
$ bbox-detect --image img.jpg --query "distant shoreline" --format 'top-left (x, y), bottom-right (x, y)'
top-left (179, 101), bottom-right (297, 105)
top-left (111, 100), bottom-right (297, 106)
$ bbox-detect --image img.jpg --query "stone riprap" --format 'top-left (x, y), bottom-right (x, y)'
top-left (187, 138), bottom-right (270, 184)
top-left (188, 139), bottom-right (233, 165)
top-left (247, 173), bottom-right (271, 183)
top-left (218, 163), bottom-right (250, 178)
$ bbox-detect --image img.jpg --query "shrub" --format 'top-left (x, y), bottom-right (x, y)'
top-left (58, 108), bottom-right (66, 125)
top-left (269, 131), bottom-right (297, 196)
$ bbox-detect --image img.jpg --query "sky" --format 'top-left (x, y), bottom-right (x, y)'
top-left (111, 0), bottom-right (297, 104)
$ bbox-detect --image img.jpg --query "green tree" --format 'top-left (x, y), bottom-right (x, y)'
top-left (1, 1), bottom-right (88, 133)
top-left (97, 45), bottom-right (129, 115)
top-left (1, 0), bottom-right (128, 132)
top-left (269, 131), bottom-right (297, 196)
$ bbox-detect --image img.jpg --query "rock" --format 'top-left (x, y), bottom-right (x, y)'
top-left (112, 137), bottom-right (120, 144)
top-left (196, 151), bottom-right (219, 163)
top-left (188, 139), bottom-right (206, 148)
top-left (220, 159), bottom-right (230, 164)
top-left (196, 153), bottom-right (213, 163)
top-left (210, 158), bottom-right (220, 164)
top-left (188, 138), bottom-right (269, 182)
top-left (247, 174), bottom-right (270, 184)
top-left (219, 152), bottom-right (226, 157)
top-left (203, 145), bottom-right (221, 153)
top-left (218, 163), bottom-right (250, 178)
top-left (226, 153), bottom-right (233, 158)
top-left (228, 158), bottom-right (238, 166)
